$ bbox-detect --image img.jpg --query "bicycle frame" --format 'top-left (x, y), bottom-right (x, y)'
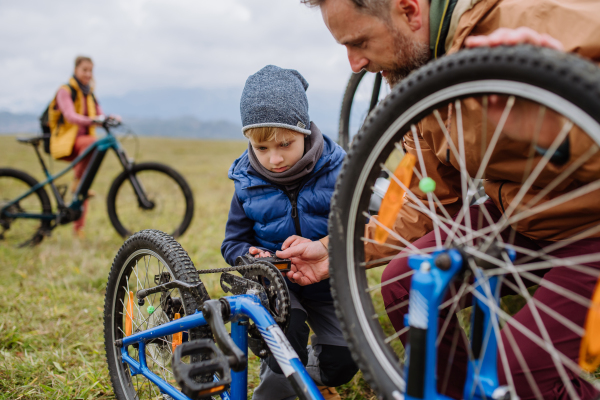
top-left (117, 294), bottom-right (324, 400)
top-left (403, 249), bottom-right (516, 400)
top-left (1, 132), bottom-right (152, 223)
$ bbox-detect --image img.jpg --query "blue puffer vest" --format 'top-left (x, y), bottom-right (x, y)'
top-left (228, 134), bottom-right (345, 301)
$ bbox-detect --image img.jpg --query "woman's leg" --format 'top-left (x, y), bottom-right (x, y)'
top-left (67, 135), bottom-right (96, 234)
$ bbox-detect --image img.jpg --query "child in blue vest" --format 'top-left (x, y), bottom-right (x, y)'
top-left (221, 65), bottom-right (357, 400)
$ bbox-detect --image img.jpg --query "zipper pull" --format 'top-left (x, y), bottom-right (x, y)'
top-left (291, 201), bottom-right (297, 218)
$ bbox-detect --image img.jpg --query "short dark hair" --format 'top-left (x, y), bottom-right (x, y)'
top-left (301, 0), bottom-right (390, 18)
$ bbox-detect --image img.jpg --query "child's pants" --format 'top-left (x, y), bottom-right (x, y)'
top-left (252, 291), bottom-right (358, 400)
top-left (381, 200), bottom-right (600, 400)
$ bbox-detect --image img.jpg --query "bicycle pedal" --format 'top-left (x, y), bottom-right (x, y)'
top-left (172, 339), bottom-right (231, 399)
top-left (236, 253), bottom-right (292, 272)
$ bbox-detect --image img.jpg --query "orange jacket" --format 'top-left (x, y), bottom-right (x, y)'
top-left (364, 0), bottom-right (600, 263)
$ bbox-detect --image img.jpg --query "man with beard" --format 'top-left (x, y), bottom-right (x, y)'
top-left (277, 0), bottom-right (600, 398)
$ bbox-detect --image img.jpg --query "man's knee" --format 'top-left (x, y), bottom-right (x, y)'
top-left (317, 345), bottom-right (359, 387)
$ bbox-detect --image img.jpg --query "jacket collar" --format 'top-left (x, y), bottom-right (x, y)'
top-left (429, 0), bottom-right (460, 59)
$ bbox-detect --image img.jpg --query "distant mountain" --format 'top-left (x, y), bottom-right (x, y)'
top-left (0, 111), bottom-right (40, 134)
top-left (0, 111), bottom-right (242, 139)
top-left (0, 86), bottom-right (343, 139)
top-left (100, 86), bottom-right (341, 138)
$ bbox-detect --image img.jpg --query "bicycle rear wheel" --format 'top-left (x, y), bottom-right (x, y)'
top-left (338, 71), bottom-right (389, 151)
top-left (104, 230), bottom-right (211, 400)
top-left (0, 168), bottom-right (52, 247)
top-left (107, 162), bottom-right (194, 238)
top-left (330, 46), bottom-right (600, 399)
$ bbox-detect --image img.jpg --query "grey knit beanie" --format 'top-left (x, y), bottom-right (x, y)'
top-left (240, 65), bottom-right (312, 135)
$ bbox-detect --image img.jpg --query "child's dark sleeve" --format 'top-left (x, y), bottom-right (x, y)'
top-left (221, 193), bottom-right (268, 266)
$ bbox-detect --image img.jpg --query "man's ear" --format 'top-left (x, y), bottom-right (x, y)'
top-left (390, 0), bottom-right (423, 32)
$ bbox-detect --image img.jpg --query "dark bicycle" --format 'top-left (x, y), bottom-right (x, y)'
top-left (0, 118), bottom-right (194, 246)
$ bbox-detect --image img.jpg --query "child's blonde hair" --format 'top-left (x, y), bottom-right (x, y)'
top-left (244, 126), bottom-right (298, 144)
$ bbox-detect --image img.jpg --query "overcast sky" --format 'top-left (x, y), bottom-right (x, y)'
top-left (0, 0), bottom-right (352, 114)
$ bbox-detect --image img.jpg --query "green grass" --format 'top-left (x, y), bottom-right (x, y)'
top-left (0, 135), bottom-right (376, 399)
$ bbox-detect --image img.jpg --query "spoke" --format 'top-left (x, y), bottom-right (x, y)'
top-left (515, 223), bottom-right (600, 265)
top-left (379, 167), bottom-right (456, 239)
top-left (432, 109), bottom-right (497, 245)
top-left (464, 246), bottom-right (595, 310)
top-left (488, 244), bottom-right (600, 279)
top-left (454, 100), bottom-right (473, 247)
top-left (436, 280), bottom-right (470, 347)
top-left (373, 299), bottom-right (410, 320)
top-left (502, 322), bottom-right (544, 400)
top-left (525, 146), bottom-right (599, 210)
top-left (368, 269), bottom-right (416, 293)
top-left (487, 120), bottom-right (574, 248)
top-left (384, 326), bottom-right (410, 344)
top-left (499, 252), bottom-right (581, 399)
top-left (502, 279), bottom-right (584, 337)
top-left (411, 124), bottom-right (442, 248)
top-left (360, 242), bottom-right (439, 269)
top-left (468, 285), bottom-right (599, 392)
top-left (362, 211), bottom-right (424, 254)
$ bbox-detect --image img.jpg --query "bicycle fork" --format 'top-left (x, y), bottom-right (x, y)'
top-left (403, 249), bottom-right (514, 400)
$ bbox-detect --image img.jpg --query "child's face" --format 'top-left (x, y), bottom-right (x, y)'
top-left (250, 131), bottom-right (305, 173)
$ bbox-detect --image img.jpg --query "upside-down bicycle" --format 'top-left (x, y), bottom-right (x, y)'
top-left (329, 45), bottom-right (600, 399)
top-left (104, 229), bottom-right (324, 400)
top-left (0, 119), bottom-right (194, 246)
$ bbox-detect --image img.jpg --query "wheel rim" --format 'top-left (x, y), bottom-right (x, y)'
top-left (113, 170), bottom-right (189, 237)
top-left (340, 72), bottom-right (391, 150)
top-left (340, 80), bottom-right (600, 398)
top-left (110, 249), bottom-right (190, 399)
top-left (0, 176), bottom-right (47, 247)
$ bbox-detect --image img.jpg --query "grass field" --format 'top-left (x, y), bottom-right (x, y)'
top-left (0, 134), bottom-right (376, 400)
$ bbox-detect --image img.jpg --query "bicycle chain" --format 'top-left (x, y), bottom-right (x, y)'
top-left (198, 262), bottom-right (291, 330)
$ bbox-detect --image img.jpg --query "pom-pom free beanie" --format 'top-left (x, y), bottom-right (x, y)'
top-left (240, 65), bottom-right (312, 135)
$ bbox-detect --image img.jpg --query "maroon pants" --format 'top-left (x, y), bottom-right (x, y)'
top-left (381, 201), bottom-right (600, 399)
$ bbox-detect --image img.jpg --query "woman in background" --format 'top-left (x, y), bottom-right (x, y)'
top-left (48, 55), bottom-right (119, 238)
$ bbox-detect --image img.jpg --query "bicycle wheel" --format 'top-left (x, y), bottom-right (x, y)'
top-left (330, 45), bottom-right (600, 400)
top-left (104, 229), bottom-right (211, 400)
top-left (107, 162), bottom-right (194, 238)
top-left (338, 71), bottom-right (390, 151)
top-left (0, 168), bottom-right (52, 247)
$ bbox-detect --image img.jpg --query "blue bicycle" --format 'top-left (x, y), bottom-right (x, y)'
top-left (0, 119), bottom-right (194, 246)
top-left (104, 230), bottom-right (324, 400)
top-left (328, 46), bottom-right (600, 400)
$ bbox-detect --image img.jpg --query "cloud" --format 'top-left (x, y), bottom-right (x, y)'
top-left (0, 0), bottom-right (352, 113)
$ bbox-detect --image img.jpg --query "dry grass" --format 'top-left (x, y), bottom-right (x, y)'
top-left (0, 134), bottom-right (376, 400)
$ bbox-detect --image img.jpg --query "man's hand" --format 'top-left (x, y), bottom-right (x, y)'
top-left (276, 240), bottom-right (330, 286)
top-left (281, 235), bottom-right (312, 250)
top-left (249, 247), bottom-right (271, 258)
top-left (465, 27), bottom-right (564, 51)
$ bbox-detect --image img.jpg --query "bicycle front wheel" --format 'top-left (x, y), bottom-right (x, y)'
top-left (104, 230), bottom-right (211, 400)
top-left (107, 162), bottom-right (194, 238)
top-left (330, 45), bottom-right (600, 399)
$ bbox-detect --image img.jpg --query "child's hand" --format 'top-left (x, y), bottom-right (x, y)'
top-left (281, 235), bottom-right (312, 250)
top-left (249, 247), bottom-right (272, 258)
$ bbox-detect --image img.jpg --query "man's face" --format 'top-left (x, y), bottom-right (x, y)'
top-left (250, 131), bottom-right (306, 173)
top-left (321, 0), bottom-right (430, 87)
